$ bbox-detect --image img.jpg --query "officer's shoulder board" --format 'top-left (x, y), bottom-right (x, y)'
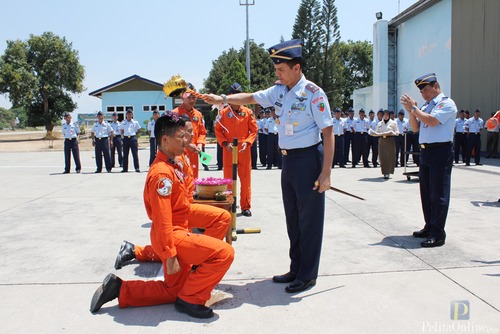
top-left (306, 83), bottom-right (319, 93)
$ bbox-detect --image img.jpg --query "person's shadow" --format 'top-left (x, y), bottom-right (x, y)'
top-left (96, 279), bottom-right (344, 326)
top-left (369, 235), bottom-right (422, 249)
top-left (471, 259), bottom-right (500, 277)
top-left (470, 200), bottom-right (500, 208)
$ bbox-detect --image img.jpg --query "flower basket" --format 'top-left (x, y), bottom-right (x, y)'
top-left (196, 184), bottom-right (228, 199)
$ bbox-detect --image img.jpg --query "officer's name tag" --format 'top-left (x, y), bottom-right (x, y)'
top-left (285, 121), bottom-right (294, 135)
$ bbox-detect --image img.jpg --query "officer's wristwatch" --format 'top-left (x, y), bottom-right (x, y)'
top-left (221, 94), bottom-right (227, 105)
top-left (411, 105), bottom-right (417, 112)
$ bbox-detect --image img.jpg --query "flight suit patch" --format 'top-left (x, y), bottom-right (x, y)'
top-left (157, 178), bottom-right (173, 196)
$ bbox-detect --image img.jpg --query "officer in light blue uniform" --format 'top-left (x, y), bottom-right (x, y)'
top-left (147, 110), bottom-right (159, 166)
top-left (332, 107), bottom-right (346, 168)
top-left (395, 110), bottom-right (409, 167)
top-left (120, 109), bottom-right (141, 173)
top-left (109, 112), bottom-right (123, 168)
top-left (401, 73), bottom-right (457, 248)
top-left (453, 110), bottom-right (467, 163)
top-left (265, 107), bottom-right (281, 169)
top-left (91, 111), bottom-right (114, 173)
top-left (464, 109), bottom-right (484, 166)
top-left (61, 112), bottom-right (81, 174)
top-left (351, 108), bottom-right (370, 167)
top-left (204, 39), bottom-right (334, 293)
top-left (257, 109), bottom-right (267, 167)
top-left (344, 107), bottom-right (355, 163)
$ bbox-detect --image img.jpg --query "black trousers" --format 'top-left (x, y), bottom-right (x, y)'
top-left (465, 133), bottom-right (481, 164)
top-left (64, 138), bottom-right (81, 172)
top-left (419, 143), bottom-right (453, 240)
top-left (281, 145), bottom-right (325, 280)
top-left (395, 135), bottom-right (405, 166)
top-left (453, 132), bottom-right (466, 163)
top-left (486, 131), bottom-right (499, 157)
top-left (258, 133), bottom-right (267, 166)
top-left (267, 133), bottom-right (281, 168)
top-left (333, 134), bottom-right (344, 167)
top-left (149, 137), bottom-right (157, 166)
top-left (111, 136), bottom-right (123, 167)
top-left (251, 141), bottom-right (257, 169)
top-left (123, 136), bottom-right (139, 171)
top-left (343, 131), bottom-right (353, 162)
top-left (216, 142), bottom-right (223, 170)
top-left (352, 132), bottom-right (369, 166)
top-left (95, 138), bottom-right (111, 172)
top-left (405, 132), bottom-right (420, 166)
top-left (368, 135), bottom-right (379, 166)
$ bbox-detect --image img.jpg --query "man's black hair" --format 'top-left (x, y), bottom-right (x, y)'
top-left (154, 113), bottom-right (186, 148)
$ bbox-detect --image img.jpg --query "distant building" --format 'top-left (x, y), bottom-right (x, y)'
top-left (89, 74), bottom-right (213, 133)
top-left (353, 0), bottom-right (500, 149)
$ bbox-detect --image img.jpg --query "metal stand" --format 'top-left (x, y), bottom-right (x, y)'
top-left (402, 132), bottom-right (420, 181)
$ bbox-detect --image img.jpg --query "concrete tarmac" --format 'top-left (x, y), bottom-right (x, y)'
top-left (0, 145), bottom-right (499, 334)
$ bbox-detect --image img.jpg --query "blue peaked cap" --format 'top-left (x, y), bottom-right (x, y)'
top-left (268, 39), bottom-right (303, 64)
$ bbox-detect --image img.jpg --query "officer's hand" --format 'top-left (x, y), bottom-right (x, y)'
top-left (239, 142), bottom-right (248, 152)
top-left (166, 256), bottom-right (181, 275)
top-left (92, 141), bottom-right (95, 147)
top-left (225, 143), bottom-right (233, 151)
top-left (313, 173), bottom-right (331, 193)
top-left (110, 141), bottom-right (113, 148)
top-left (187, 143), bottom-right (198, 153)
top-left (203, 94), bottom-right (222, 105)
top-left (196, 143), bottom-right (203, 152)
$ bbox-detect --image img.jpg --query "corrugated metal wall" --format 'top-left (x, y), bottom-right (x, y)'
top-left (452, 0), bottom-right (500, 149)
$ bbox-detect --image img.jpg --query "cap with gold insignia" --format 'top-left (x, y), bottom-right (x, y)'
top-left (229, 82), bottom-right (243, 95)
top-left (415, 73), bottom-right (437, 90)
top-left (268, 39), bottom-right (303, 64)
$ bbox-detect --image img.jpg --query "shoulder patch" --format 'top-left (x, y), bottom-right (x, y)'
top-left (157, 178), bottom-right (173, 196)
top-left (306, 83), bottom-right (319, 93)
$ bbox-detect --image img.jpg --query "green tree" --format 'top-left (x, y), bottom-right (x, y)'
top-left (292, 0), bottom-right (322, 82)
top-left (334, 40), bottom-right (373, 109)
top-left (220, 59), bottom-right (249, 94)
top-left (319, 0), bottom-right (341, 87)
top-left (0, 32), bottom-right (85, 138)
top-left (0, 107), bottom-right (16, 129)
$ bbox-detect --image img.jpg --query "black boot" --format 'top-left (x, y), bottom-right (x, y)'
top-left (114, 240), bottom-right (135, 270)
top-left (90, 274), bottom-right (122, 313)
top-left (174, 297), bottom-right (214, 318)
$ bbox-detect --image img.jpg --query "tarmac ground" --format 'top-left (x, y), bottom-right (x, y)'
top-left (0, 144), bottom-right (499, 334)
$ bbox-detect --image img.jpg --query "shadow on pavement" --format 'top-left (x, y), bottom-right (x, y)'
top-left (369, 235), bottom-right (422, 250)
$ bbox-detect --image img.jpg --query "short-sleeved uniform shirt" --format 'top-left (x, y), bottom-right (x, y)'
top-left (253, 75), bottom-right (333, 149)
top-left (91, 121), bottom-right (113, 138)
top-left (418, 93), bottom-right (457, 144)
top-left (62, 121), bottom-right (80, 139)
top-left (121, 119), bottom-right (141, 136)
top-left (464, 117), bottom-right (484, 133)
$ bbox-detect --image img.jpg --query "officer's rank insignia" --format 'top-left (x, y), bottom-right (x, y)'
top-left (305, 83), bottom-right (319, 93)
top-left (193, 116), bottom-right (199, 122)
top-left (301, 91), bottom-right (307, 97)
top-left (174, 169), bottom-right (184, 183)
top-left (157, 178), bottom-right (173, 196)
top-left (238, 112), bottom-right (245, 117)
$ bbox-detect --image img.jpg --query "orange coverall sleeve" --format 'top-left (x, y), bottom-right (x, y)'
top-left (245, 109), bottom-right (258, 145)
top-left (146, 172), bottom-right (177, 259)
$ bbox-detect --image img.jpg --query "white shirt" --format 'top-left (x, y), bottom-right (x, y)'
top-left (418, 93), bottom-right (457, 144)
top-left (120, 119), bottom-right (141, 136)
top-left (465, 117), bottom-right (484, 133)
top-left (62, 121), bottom-right (80, 139)
top-left (396, 117), bottom-right (409, 134)
top-left (147, 120), bottom-right (156, 138)
top-left (91, 121), bottom-right (113, 138)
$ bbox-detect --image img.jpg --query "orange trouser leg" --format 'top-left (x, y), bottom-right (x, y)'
top-left (119, 230), bottom-right (233, 307)
top-left (222, 146), bottom-right (252, 210)
top-left (134, 245), bottom-right (161, 262)
top-left (188, 203), bottom-right (231, 240)
top-left (187, 150), bottom-right (199, 179)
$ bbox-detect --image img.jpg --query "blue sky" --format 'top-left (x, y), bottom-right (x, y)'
top-left (0, 0), bottom-right (415, 113)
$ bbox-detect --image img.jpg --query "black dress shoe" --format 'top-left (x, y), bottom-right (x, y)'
top-left (121, 170), bottom-right (128, 173)
top-left (90, 273), bottom-right (122, 313)
top-left (114, 240), bottom-right (136, 270)
top-left (76, 170), bottom-right (81, 173)
top-left (63, 171), bottom-right (69, 174)
top-left (421, 238), bottom-right (445, 248)
top-left (95, 170), bottom-right (101, 173)
top-left (285, 279), bottom-right (316, 293)
top-left (135, 169), bottom-right (140, 173)
top-left (174, 297), bottom-right (214, 318)
top-left (412, 229), bottom-right (430, 238)
top-left (272, 272), bottom-right (296, 283)
top-left (241, 209), bottom-right (252, 217)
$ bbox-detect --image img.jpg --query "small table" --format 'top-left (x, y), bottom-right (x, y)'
top-left (193, 197), bottom-right (234, 244)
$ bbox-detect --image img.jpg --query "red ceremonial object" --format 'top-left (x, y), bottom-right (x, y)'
top-left (486, 113), bottom-right (500, 131)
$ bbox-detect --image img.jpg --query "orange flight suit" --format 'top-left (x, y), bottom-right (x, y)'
top-left (173, 105), bottom-right (207, 179)
top-left (118, 150), bottom-right (234, 307)
top-left (215, 105), bottom-right (257, 211)
top-left (134, 150), bottom-right (231, 262)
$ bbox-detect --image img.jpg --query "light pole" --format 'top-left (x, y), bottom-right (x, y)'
top-left (240, 0), bottom-right (254, 90)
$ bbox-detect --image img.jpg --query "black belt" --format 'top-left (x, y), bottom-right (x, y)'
top-left (281, 143), bottom-right (319, 156)
top-left (470, 133), bottom-right (480, 135)
top-left (65, 138), bottom-right (76, 140)
top-left (420, 142), bottom-right (451, 149)
top-left (355, 132), bottom-right (365, 134)
top-left (335, 134), bottom-right (344, 137)
top-left (268, 133), bottom-right (278, 135)
top-left (125, 135), bottom-right (136, 138)
top-left (95, 137), bottom-right (108, 140)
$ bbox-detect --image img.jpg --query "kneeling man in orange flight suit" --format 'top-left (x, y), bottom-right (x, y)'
top-left (215, 83), bottom-right (258, 217)
top-left (114, 114), bottom-right (231, 269)
top-left (90, 112), bottom-right (234, 319)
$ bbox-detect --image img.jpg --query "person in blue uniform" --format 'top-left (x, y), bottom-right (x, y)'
top-left (91, 111), bottom-right (114, 173)
top-left (332, 107), bottom-right (346, 168)
top-left (367, 109), bottom-right (380, 167)
top-left (121, 109), bottom-right (141, 173)
top-left (464, 109), bottom-right (484, 166)
top-left (343, 107), bottom-right (355, 163)
top-left (401, 73), bottom-right (457, 248)
top-left (204, 39), bottom-right (334, 293)
top-left (61, 112), bottom-right (81, 174)
top-left (257, 108), bottom-right (267, 167)
top-left (147, 110), bottom-right (160, 166)
top-left (109, 112), bottom-right (123, 168)
top-left (395, 110), bottom-right (409, 167)
top-left (453, 110), bottom-right (467, 163)
top-left (351, 108), bottom-right (370, 167)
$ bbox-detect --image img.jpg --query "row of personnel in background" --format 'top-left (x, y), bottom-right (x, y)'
top-left (61, 109), bottom-right (144, 174)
